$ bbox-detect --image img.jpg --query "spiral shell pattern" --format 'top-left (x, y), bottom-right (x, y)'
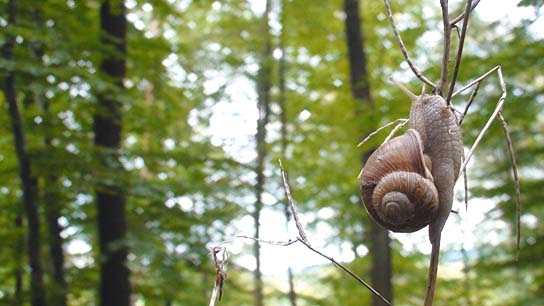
top-left (360, 129), bottom-right (439, 232)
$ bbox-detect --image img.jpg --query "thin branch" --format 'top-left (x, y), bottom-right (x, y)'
top-left (452, 66), bottom-right (500, 97)
top-left (235, 235), bottom-right (299, 247)
top-left (454, 65), bottom-right (521, 259)
top-left (458, 80), bottom-right (481, 125)
top-left (278, 160), bottom-right (392, 306)
top-left (498, 112), bottom-right (521, 260)
top-left (357, 118), bottom-right (409, 148)
top-left (446, 0), bottom-right (473, 104)
top-left (279, 159), bottom-right (309, 244)
top-left (463, 156), bottom-right (469, 211)
top-left (424, 238), bottom-right (441, 306)
top-left (234, 235), bottom-right (392, 306)
top-left (382, 0), bottom-right (436, 89)
top-left (450, 0), bottom-right (481, 26)
top-left (458, 66), bottom-right (505, 175)
top-left (383, 119), bottom-right (410, 143)
top-left (299, 239), bottom-right (392, 306)
top-left (357, 119), bottom-right (409, 180)
top-left (208, 246), bottom-right (229, 306)
top-left (439, 0), bottom-right (451, 97)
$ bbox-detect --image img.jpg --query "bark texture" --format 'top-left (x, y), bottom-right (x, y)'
top-left (94, 1), bottom-right (131, 306)
top-left (2, 1), bottom-right (47, 306)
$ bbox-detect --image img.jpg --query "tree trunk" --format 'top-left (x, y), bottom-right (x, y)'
top-left (343, 0), bottom-right (393, 305)
top-left (14, 210), bottom-right (24, 306)
top-left (1, 1), bottom-right (47, 306)
top-left (253, 1), bottom-right (272, 305)
top-left (278, 1), bottom-right (297, 304)
top-left (45, 188), bottom-right (67, 306)
top-left (94, 1), bottom-right (130, 306)
top-left (27, 5), bottom-right (69, 306)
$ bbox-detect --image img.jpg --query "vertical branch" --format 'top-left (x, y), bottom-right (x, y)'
top-left (446, 0), bottom-right (473, 104)
top-left (438, 0), bottom-right (453, 97)
top-left (253, 1), bottom-right (272, 305)
top-left (1, 1), bottom-right (47, 306)
top-left (424, 239), bottom-right (441, 306)
top-left (438, 0), bottom-right (451, 97)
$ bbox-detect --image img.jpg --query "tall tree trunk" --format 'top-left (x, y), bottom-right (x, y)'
top-left (278, 1), bottom-right (297, 304)
top-left (343, 1), bottom-right (393, 305)
top-left (14, 209), bottom-right (24, 306)
top-left (28, 5), bottom-right (68, 306)
top-left (1, 1), bottom-right (47, 306)
top-left (94, 1), bottom-right (130, 306)
top-left (253, 1), bottom-right (272, 305)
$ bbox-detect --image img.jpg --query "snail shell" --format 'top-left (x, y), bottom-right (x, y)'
top-left (359, 129), bottom-right (439, 232)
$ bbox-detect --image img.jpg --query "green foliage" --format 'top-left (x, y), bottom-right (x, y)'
top-left (0, 0), bottom-right (542, 305)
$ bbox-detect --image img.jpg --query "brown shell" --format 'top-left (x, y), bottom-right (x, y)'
top-left (359, 129), bottom-right (439, 232)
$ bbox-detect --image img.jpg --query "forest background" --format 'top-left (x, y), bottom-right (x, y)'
top-left (1, 0), bottom-right (543, 306)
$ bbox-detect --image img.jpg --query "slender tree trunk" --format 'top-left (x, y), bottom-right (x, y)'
top-left (343, 1), bottom-right (393, 305)
top-left (1, 1), bottom-right (47, 306)
top-left (14, 212), bottom-right (23, 306)
top-left (253, 1), bottom-right (272, 305)
top-left (27, 5), bottom-right (69, 306)
top-left (94, 1), bottom-right (130, 306)
top-left (45, 186), bottom-right (67, 306)
top-left (278, 1), bottom-right (297, 304)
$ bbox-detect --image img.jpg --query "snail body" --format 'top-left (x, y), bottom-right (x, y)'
top-left (409, 94), bottom-right (463, 242)
top-left (360, 93), bottom-right (463, 240)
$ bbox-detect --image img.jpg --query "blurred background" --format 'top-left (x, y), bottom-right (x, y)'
top-left (0, 0), bottom-right (542, 305)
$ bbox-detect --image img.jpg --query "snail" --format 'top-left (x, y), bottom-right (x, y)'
top-left (359, 128), bottom-right (439, 233)
top-left (359, 89), bottom-right (464, 306)
top-left (359, 92), bottom-right (463, 240)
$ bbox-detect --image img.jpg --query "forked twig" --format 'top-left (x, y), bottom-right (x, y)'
top-left (377, 1), bottom-right (520, 305)
top-left (458, 66), bottom-right (505, 173)
top-left (382, 0), bottom-right (436, 89)
top-left (455, 65), bottom-right (521, 257)
top-left (357, 118), bottom-right (409, 148)
top-left (452, 65), bottom-right (500, 97)
top-left (279, 160), bottom-right (392, 306)
top-left (383, 118), bottom-right (410, 143)
top-left (357, 118), bottom-right (409, 180)
top-left (458, 81), bottom-right (481, 125)
top-left (450, 0), bottom-right (481, 26)
top-left (207, 162), bottom-right (392, 306)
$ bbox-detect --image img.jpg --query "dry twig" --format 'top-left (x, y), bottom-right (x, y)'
top-left (208, 245), bottom-right (229, 306)
top-left (438, 0), bottom-right (451, 97)
top-left (498, 112), bottom-right (522, 258)
top-left (207, 161), bottom-right (392, 306)
top-left (279, 160), bottom-right (392, 306)
top-left (357, 118), bottom-right (409, 148)
top-left (450, 0), bottom-right (481, 26)
top-left (446, 0), bottom-right (473, 104)
top-left (454, 65), bottom-right (521, 257)
top-left (383, 0), bottom-right (436, 89)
